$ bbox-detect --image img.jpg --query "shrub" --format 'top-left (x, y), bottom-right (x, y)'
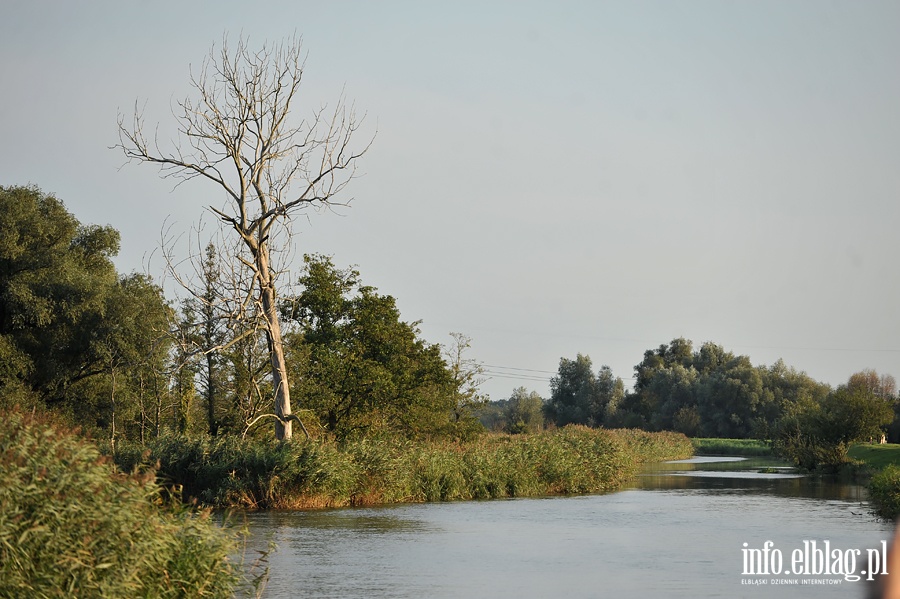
top-left (869, 465), bottom-right (900, 520)
top-left (0, 409), bottom-right (239, 598)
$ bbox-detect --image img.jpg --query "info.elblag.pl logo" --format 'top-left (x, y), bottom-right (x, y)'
top-left (741, 540), bottom-right (889, 585)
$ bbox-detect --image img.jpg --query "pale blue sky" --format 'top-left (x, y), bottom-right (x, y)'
top-left (2, 1), bottom-right (899, 400)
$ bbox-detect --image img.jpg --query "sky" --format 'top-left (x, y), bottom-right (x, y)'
top-left (2, 1), bottom-right (899, 402)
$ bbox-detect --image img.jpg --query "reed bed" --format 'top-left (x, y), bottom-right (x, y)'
top-left (115, 427), bottom-right (693, 510)
top-left (691, 437), bottom-right (773, 456)
top-left (0, 410), bottom-right (240, 598)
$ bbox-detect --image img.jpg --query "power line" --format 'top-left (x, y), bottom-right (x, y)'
top-left (482, 372), bottom-right (552, 383)
top-left (482, 364), bottom-right (557, 375)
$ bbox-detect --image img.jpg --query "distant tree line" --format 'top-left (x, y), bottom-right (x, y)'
top-left (1, 185), bottom-right (485, 447)
top-left (480, 337), bottom-right (896, 468)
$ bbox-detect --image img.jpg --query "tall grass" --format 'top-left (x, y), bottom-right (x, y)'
top-left (114, 427), bottom-right (693, 510)
top-left (691, 437), bottom-right (773, 456)
top-left (0, 409), bottom-right (240, 598)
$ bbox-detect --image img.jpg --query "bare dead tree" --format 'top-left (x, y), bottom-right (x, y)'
top-left (117, 34), bottom-right (370, 440)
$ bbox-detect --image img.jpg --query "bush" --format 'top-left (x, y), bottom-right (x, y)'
top-left (0, 409), bottom-right (239, 598)
top-left (869, 465), bottom-right (900, 520)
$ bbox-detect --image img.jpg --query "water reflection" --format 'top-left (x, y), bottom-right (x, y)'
top-left (243, 455), bottom-right (892, 598)
top-left (257, 510), bottom-right (433, 534)
top-left (633, 455), bottom-right (869, 502)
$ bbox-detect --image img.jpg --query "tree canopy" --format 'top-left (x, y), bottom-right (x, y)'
top-left (546, 354), bottom-right (624, 428)
top-left (0, 185), bottom-right (171, 440)
top-left (283, 255), bottom-right (478, 440)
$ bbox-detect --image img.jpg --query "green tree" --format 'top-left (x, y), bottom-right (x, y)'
top-left (645, 363), bottom-right (698, 432)
top-left (546, 354), bottom-right (622, 427)
top-left (172, 243), bottom-right (232, 437)
top-left (503, 387), bottom-right (544, 434)
top-left (476, 400), bottom-right (508, 431)
top-left (0, 186), bottom-right (171, 439)
top-left (625, 338), bottom-right (829, 439)
top-left (0, 185), bottom-right (119, 406)
top-left (92, 274), bottom-right (172, 447)
top-left (694, 355), bottom-right (765, 438)
top-left (443, 333), bottom-right (489, 438)
top-left (284, 255), bottom-right (456, 440)
top-left (774, 373), bottom-right (894, 469)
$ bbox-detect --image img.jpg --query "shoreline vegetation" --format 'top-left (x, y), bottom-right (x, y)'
top-left (113, 427), bottom-right (694, 510)
top-left (1, 404), bottom-right (692, 597)
top-left (690, 438), bottom-right (773, 457)
top-left (0, 409), bottom-right (246, 598)
top-left (847, 443), bottom-right (900, 520)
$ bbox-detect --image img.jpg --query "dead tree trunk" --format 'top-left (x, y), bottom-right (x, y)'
top-left (117, 35), bottom-right (370, 440)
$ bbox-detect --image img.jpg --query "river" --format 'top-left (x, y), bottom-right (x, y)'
top-left (239, 456), bottom-right (894, 598)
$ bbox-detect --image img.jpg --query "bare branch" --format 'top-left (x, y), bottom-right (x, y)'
top-left (117, 33), bottom-right (372, 441)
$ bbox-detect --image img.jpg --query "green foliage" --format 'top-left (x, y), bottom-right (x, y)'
top-left (868, 465), bottom-right (900, 520)
top-left (503, 387), bottom-right (545, 434)
top-left (773, 384), bottom-right (894, 469)
top-left (691, 438), bottom-right (773, 456)
top-left (621, 338), bottom-right (831, 439)
top-left (0, 185), bottom-right (117, 403)
top-left (0, 408), bottom-right (238, 598)
top-left (0, 185), bottom-right (172, 439)
top-left (546, 355), bottom-right (624, 428)
top-left (114, 428), bottom-right (693, 509)
top-left (283, 255), bottom-right (465, 440)
top-left (442, 333), bottom-right (489, 439)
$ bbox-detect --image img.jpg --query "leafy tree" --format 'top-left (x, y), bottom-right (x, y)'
top-left (93, 274), bottom-right (172, 447)
top-left (625, 338), bottom-right (832, 438)
top-left (0, 185), bottom-right (119, 406)
top-left (645, 363), bottom-right (698, 432)
top-left (694, 355), bottom-right (765, 438)
top-left (597, 365), bottom-right (625, 423)
top-left (118, 35), bottom-right (370, 440)
top-left (503, 387), bottom-right (544, 434)
top-left (757, 359), bottom-right (829, 439)
top-left (546, 354), bottom-right (622, 427)
top-left (847, 368), bottom-right (896, 400)
top-left (774, 382), bottom-right (894, 469)
top-left (283, 255), bottom-right (456, 440)
top-left (172, 243), bottom-right (232, 436)
top-left (476, 400), bottom-right (508, 432)
top-left (634, 337), bottom-right (694, 392)
top-left (443, 333), bottom-right (489, 438)
top-left (0, 186), bottom-right (171, 439)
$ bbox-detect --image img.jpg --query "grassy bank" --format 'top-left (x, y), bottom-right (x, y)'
top-left (114, 427), bottom-right (693, 510)
top-left (848, 443), bottom-right (900, 471)
top-left (848, 443), bottom-right (900, 520)
top-left (691, 438), bottom-right (773, 456)
top-left (0, 409), bottom-right (242, 598)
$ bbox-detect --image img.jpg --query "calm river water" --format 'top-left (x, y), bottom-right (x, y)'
top-left (240, 456), bottom-right (894, 598)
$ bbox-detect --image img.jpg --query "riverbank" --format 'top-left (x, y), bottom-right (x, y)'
top-left (848, 443), bottom-right (900, 520)
top-left (114, 427), bottom-right (693, 510)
